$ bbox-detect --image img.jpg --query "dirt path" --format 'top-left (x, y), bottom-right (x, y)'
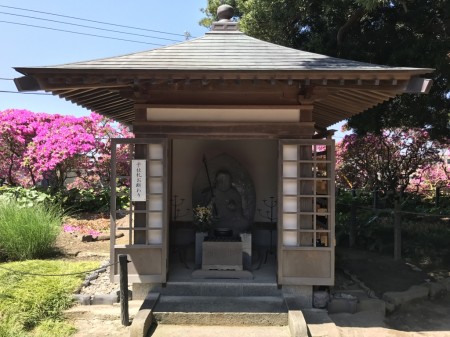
top-left (330, 294), bottom-right (450, 337)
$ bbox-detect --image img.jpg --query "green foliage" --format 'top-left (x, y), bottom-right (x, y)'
top-left (32, 320), bottom-right (76, 337)
top-left (0, 200), bottom-right (61, 260)
top-left (58, 186), bottom-right (130, 214)
top-left (0, 318), bottom-right (28, 337)
top-left (336, 189), bottom-right (389, 249)
top-left (201, 0), bottom-right (450, 140)
top-left (0, 186), bottom-right (54, 208)
top-left (402, 217), bottom-right (450, 269)
top-left (0, 260), bottom-right (97, 335)
top-left (337, 188), bottom-right (450, 263)
top-left (0, 184), bottom-right (129, 218)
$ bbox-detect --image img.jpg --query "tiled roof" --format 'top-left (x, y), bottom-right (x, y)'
top-left (47, 31), bottom-right (399, 71)
top-left (14, 27), bottom-right (433, 127)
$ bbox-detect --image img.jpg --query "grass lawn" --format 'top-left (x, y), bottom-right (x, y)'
top-left (0, 259), bottom-right (98, 337)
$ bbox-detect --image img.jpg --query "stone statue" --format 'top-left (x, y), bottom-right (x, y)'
top-left (192, 153), bottom-right (256, 236)
top-left (206, 169), bottom-right (248, 234)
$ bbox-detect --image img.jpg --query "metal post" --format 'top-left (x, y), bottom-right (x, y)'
top-left (349, 189), bottom-right (356, 248)
top-left (373, 189), bottom-right (378, 210)
top-left (119, 254), bottom-right (129, 326)
top-left (436, 187), bottom-right (440, 207)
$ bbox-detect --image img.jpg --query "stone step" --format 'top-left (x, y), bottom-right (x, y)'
top-left (153, 295), bottom-right (289, 326)
top-left (153, 281), bottom-right (282, 297)
top-left (151, 324), bottom-right (292, 337)
top-left (302, 309), bottom-right (340, 337)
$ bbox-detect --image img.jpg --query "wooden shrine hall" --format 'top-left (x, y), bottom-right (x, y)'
top-left (13, 5), bottom-right (432, 305)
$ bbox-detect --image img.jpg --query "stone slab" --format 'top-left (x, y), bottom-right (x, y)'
top-left (191, 269), bottom-right (253, 279)
top-left (153, 295), bottom-right (288, 325)
top-left (382, 285), bottom-right (429, 309)
top-left (154, 282), bottom-right (282, 297)
top-left (327, 298), bottom-right (357, 314)
top-left (425, 281), bottom-right (447, 299)
top-left (73, 294), bottom-right (91, 306)
top-left (356, 299), bottom-right (385, 315)
top-left (91, 294), bottom-right (118, 305)
top-left (151, 325), bottom-right (291, 337)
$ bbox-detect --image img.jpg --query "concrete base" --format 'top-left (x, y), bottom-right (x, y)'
top-left (282, 285), bottom-right (313, 309)
top-left (191, 269), bottom-right (253, 279)
top-left (132, 283), bottom-right (161, 300)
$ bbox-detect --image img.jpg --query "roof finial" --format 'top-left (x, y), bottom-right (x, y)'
top-left (211, 4), bottom-right (239, 32)
top-left (217, 4), bottom-right (234, 22)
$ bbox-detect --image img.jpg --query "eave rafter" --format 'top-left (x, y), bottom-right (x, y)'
top-left (14, 68), bottom-right (431, 128)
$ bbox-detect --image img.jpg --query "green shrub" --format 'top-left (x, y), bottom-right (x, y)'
top-left (0, 260), bottom-right (98, 335)
top-left (0, 200), bottom-right (61, 260)
top-left (58, 186), bottom-right (130, 214)
top-left (0, 318), bottom-right (28, 337)
top-left (32, 320), bottom-right (76, 337)
top-left (0, 186), bottom-right (54, 208)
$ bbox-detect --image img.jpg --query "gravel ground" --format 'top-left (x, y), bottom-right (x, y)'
top-left (78, 262), bottom-right (120, 296)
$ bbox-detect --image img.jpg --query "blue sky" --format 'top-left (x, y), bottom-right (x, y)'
top-left (0, 1), bottom-right (209, 117)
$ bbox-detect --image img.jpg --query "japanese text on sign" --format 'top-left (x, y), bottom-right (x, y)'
top-left (131, 160), bottom-right (146, 201)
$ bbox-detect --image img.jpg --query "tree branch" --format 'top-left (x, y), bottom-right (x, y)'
top-left (337, 7), bottom-right (366, 49)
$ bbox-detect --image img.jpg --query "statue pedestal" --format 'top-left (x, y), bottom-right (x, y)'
top-left (202, 241), bottom-right (243, 271)
top-left (191, 233), bottom-right (253, 279)
top-left (240, 233), bottom-right (252, 270)
top-left (192, 234), bottom-right (253, 280)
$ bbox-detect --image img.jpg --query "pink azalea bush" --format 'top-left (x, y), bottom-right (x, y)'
top-left (0, 109), bottom-right (133, 189)
top-left (336, 128), bottom-right (448, 197)
top-left (407, 160), bottom-right (450, 198)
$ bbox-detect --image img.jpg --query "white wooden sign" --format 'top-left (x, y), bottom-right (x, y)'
top-left (131, 160), bottom-right (146, 201)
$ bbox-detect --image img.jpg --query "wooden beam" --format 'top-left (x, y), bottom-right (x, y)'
top-left (405, 78), bottom-right (433, 94)
top-left (132, 122), bottom-right (315, 138)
